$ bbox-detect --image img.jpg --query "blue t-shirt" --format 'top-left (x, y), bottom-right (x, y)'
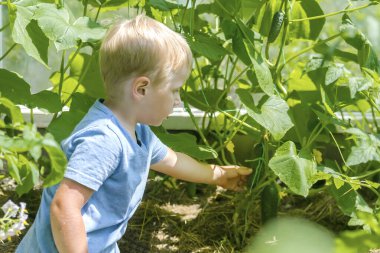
top-left (16, 100), bottom-right (168, 253)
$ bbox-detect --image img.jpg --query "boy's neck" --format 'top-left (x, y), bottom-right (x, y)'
top-left (103, 99), bottom-right (137, 139)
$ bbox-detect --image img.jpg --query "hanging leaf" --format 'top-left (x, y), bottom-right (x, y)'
top-left (244, 40), bottom-right (274, 95)
top-left (268, 141), bottom-right (317, 197)
top-left (236, 89), bottom-right (293, 141)
top-left (11, 4), bottom-right (49, 67)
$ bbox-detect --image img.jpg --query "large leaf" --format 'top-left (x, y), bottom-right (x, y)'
top-left (244, 41), bottom-right (274, 95)
top-left (345, 128), bottom-right (380, 166)
top-left (268, 141), bottom-right (317, 197)
top-left (11, 3), bottom-right (49, 67)
top-left (236, 89), bottom-right (293, 141)
top-left (33, 3), bottom-right (106, 50)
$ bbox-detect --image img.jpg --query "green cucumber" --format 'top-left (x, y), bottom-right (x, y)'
top-left (267, 11), bottom-right (285, 43)
top-left (260, 182), bottom-right (279, 224)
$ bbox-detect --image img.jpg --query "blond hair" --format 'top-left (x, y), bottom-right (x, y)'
top-left (99, 15), bottom-right (193, 99)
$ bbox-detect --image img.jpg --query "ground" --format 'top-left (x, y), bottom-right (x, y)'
top-left (0, 178), bottom-right (378, 252)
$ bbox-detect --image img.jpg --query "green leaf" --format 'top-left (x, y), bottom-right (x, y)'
top-left (0, 69), bottom-right (32, 105)
top-left (11, 5), bottom-right (49, 67)
top-left (325, 63), bottom-right (344, 86)
top-left (4, 154), bottom-right (22, 184)
top-left (347, 77), bottom-right (373, 98)
top-left (289, 0), bottom-right (325, 40)
top-left (336, 230), bottom-right (380, 253)
top-left (47, 110), bottom-right (86, 142)
top-left (148, 0), bottom-right (183, 11)
top-left (0, 97), bottom-right (24, 124)
top-left (340, 14), bottom-right (367, 50)
top-left (29, 90), bottom-right (62, 113)
top-left (187, 33), bottom-right (228, 62)
top-left (244, 41), bottom-right (274, 95)
top-left (345, 128), bottom-right (380, 166)
top-left (328, 182), bottom-right (372, 218)
top-left (236, 90), bottom-right (293, 141)
top-left (42, 133), bottom-right (67, 187)
top-left (16, 155), bottom-right (39, 196)
top-left (358, 41), bottom-right (379, 72)
top-left (268, 141), bottom-right (317, 197)
top-left (33, 3), bottom-right (106, 50)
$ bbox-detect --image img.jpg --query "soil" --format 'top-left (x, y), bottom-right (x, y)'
top-left (0, 179), bottom-right (378, 252)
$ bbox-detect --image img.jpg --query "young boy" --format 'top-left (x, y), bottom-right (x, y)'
top-left (16, 15), bottom-right (252, 253)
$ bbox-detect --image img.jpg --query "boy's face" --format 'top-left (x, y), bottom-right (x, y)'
top-left (138, 74), bottom-right (186, 126)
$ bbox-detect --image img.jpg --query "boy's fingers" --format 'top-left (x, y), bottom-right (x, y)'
top-left (235, 167), bottom-right (253, 176)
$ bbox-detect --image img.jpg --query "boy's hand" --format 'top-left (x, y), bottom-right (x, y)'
top-left (212, 165), bottom-right (252, 191)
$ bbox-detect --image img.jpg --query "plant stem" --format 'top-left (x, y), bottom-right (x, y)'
top-left (0, 43), bottom-right (17, 61)
top-left (83, 0), bottom-right (88, 16)
top-left (274, 0), bottom-right (289, 71)
top-left (218, 110), bottom-right (260, 133)
top-left (95, 4), bottom-right (103, 22)
top-left (352, 167), bottom-right (380, 179)
top-left (58, 50), bottom-right (66, 100)
top-left (290, 2), bottom-right (377, 22)
top-left (0, 22), bottom-right (9, 32)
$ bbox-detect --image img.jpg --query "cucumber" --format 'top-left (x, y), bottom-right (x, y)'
top-left (260, 182), bottom-right (279, 224)
top-left (267, 11), bottom-right (285, 43)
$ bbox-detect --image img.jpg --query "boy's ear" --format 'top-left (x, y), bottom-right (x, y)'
top-left (132, 76), bottom-right (150, 98)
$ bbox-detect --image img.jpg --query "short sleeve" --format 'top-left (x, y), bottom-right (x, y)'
top-left (64, 127), bottom-right (122, 191)
top-left (147, 127), bottom-right (168, 165)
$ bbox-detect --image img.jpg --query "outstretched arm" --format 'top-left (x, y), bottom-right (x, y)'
top-left (150, 148), bottom-right (252, 191)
